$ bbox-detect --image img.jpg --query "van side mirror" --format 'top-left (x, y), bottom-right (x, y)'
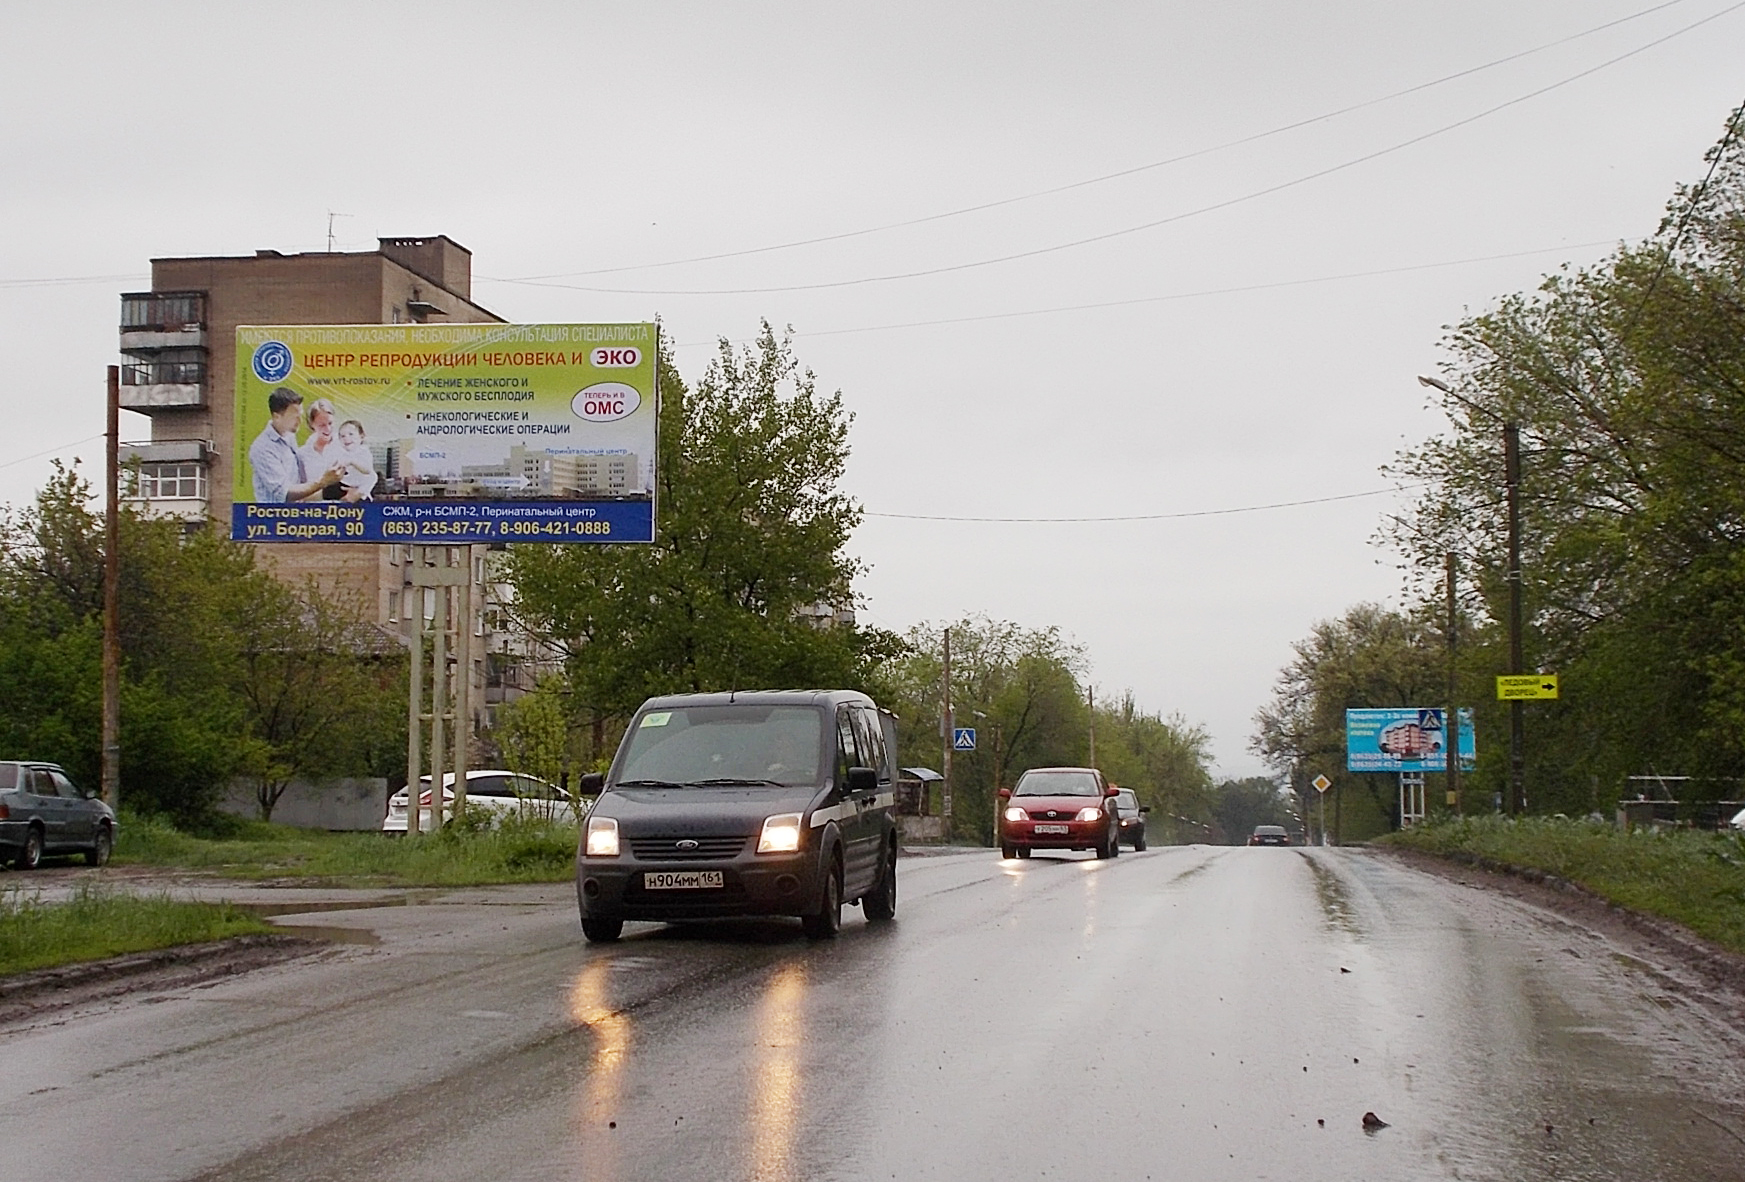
top-left (579, 772), bottom-right (605, 795)
top-left (1104, 785), bottom-right (1119, 798)
top-left (997, 788), bottom-right (1012, 800)
top-left (847, 766), bottom-right (878, 793)
top-left (1139, 806), bottom-right (1151, 814)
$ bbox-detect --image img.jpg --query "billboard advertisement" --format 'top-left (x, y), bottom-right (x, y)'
top-left (1345, 707), bottom-right (1476, 773)
top-left (232, 324), bottom-right (657, 544)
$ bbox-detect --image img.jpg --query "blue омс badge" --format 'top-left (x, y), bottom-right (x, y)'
top-left (252, 340), bottom-right (294, 383)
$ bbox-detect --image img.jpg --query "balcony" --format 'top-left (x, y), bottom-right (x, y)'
top-left (120, 441), bottom-right (210, 524)
top-left (119, 360), bottom-right (206, 410)
top-left (120, 291), bottom-right (207, 351)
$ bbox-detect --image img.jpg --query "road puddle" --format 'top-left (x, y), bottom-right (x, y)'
top-left (235, 897), bottom-right (410, 918)
top-left (267, 922), bottom-right (382, 946)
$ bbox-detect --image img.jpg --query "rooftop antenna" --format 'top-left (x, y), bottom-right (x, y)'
top-left (326, 211), bottom-right (353, 253)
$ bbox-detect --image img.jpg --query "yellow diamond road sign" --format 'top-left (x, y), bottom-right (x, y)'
top-left (1497, 674), bottom-right (1559, 700)
top-left (1312, 774), bottom-right (1332, 794)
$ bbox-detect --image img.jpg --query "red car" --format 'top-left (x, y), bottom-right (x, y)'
top-left (998, 767), bottom-right (1121, 860)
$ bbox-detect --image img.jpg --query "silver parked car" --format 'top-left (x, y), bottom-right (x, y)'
top-left (0, 761), bottom-right (118, 868)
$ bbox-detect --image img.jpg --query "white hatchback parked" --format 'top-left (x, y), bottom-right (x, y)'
top-left (383, 770), bottom-right (583, 834)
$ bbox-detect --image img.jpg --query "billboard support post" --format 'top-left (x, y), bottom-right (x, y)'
top-left (453, 547), bottom-right (475, 821)
top-left (405, 557), bottom-right (424, 836)
top-left (430, 568), bottom-right (448, 832)
top-left (407, 550), bottom-right (470, 833)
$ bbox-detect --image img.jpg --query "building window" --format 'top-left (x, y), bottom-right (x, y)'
top-left (388, 591), bottom-right (400, 622)
top-left (137, 463), bottom-right (207, 501)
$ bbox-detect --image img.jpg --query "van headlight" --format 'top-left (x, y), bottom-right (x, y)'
top-left (1076, 807), bottom-right (1103, 822)
top-left (757, 813), bottom-right (804, 854)
top-left (1004, 806), bottom-right (1027, 822)
top-left (585, 816), bottom-right (620, 857)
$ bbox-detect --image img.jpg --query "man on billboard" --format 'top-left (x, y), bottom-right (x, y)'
top-left (248, 387), bottom-right (342, 503)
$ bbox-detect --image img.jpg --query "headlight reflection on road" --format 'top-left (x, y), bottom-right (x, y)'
top-left (748, 960), bottom-right (807, 1182)
top-left (570, 959), bottom-right (632, 1178)
top-left (1078, 857), bottom-right (1101, 941)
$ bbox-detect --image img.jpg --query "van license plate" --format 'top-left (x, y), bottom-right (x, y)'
top-left (1033, 824), bottom-right (1070, 834)
top-left (644, 870), bottom-right (724, 890)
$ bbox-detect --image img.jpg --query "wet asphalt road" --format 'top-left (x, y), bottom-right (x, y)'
top-left (5, 845), bottom-right (1745, 1182)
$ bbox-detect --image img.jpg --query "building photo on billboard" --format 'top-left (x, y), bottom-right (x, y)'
top-left (232, 322), bottom-right (658, 545)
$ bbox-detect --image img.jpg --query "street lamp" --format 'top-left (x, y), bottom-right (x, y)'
top-left (1418, 375), bottom-right (1525, 816)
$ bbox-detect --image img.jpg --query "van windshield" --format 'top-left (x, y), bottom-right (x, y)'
top-left (617, 705), bottom-right (826, 788)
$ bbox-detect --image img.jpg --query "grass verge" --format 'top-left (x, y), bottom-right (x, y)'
top-left (114, 813), bottom-right (578, 886)
top-left (0, 886), bottom-right (276, 977)
top-left (1383, 815), bottom-right (1745, 956)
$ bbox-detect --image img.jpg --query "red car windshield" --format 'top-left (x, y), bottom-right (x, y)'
top-left (1014, 771), bottom-right (1100, 797)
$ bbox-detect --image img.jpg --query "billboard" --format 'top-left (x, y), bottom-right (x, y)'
top-left (1345, 707), bottom-right (1476, 773)
top-left (232, 324), bottom-right (657, 543)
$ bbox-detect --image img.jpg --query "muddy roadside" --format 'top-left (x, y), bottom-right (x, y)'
top-left (0, 864), bottom-right (401, 1027)
top-left (1375, 843), bottom-right (1745, 1017)
top-left (0, 934), bottom-right (336, 1027)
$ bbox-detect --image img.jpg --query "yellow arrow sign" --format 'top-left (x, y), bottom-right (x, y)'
top-left (1497, 674), bottom-right (1559, 700)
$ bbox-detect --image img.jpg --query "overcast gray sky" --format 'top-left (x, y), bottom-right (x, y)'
top-left (4, 1), bottom-right (1742, 777)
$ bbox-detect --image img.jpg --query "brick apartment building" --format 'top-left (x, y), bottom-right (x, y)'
top-left (119, 236), bottom-right (552, 721)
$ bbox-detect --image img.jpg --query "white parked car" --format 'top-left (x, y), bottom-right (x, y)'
top-left (383, 770), bottom-right (583, 834)
top-left (1729, 805), bottom-right (1745, 831)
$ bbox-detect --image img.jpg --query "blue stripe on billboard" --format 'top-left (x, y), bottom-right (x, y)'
top-left (233, 499), bottom-right (654, 544)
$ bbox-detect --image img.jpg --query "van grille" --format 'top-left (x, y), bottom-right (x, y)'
top-left (630, 836), bottom-right (747, 861)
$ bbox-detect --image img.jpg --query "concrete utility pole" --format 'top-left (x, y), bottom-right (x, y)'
top-left (101, 366), bottom-right (121, 811)
top-left (940, 628), bottom-right (953, 827)
top-left (1505, 422), bottom-right (1525, 816)
top-left (1446, 551), bottom-right (1461, 815)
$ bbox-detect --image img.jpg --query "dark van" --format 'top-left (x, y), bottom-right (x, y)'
top-left (575, 690), bottom-right (900, 942)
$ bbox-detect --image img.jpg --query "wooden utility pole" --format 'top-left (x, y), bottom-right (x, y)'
top-left (1087, 686), bottom-right (1096, 766)
top-left (101, 366), bottom-right (121, 810)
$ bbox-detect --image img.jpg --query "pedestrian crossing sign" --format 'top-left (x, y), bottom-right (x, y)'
top-left (953, 728), bottom-right (977, 751)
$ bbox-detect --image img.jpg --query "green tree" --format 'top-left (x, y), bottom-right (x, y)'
top-left (1093, 694), bottom-right (1217, 843)
top-left (506, 325), bottom-right (901, 723)
top-left (494, 678), bottom-right (578, 789)
top-left (1252, 603), bottom-right (1450, 839)
top-left (229, 580), bottom-right (405, 822)
top-left (0, 464), bottom-right (405, 825)
top-left (1384, 105), bottom-right (1745, 811)
top-left (1211, 777), bottom-right (1297, 845)
top-left (877, 616), bottom-right (1215, 844)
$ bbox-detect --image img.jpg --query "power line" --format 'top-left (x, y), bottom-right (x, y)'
top-left (0, 435), bottom-right (104, 471)
top-left (490, 0), bottom-right (1698, 283)
top-left (864, 484), bottom-right (1425, 524)
top-left (670, 240), bottom-right (1621, 347)
top-left (0, 274), bottom-right (147, 291)
top-left (490, 3), bottom-right (1744, 299)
